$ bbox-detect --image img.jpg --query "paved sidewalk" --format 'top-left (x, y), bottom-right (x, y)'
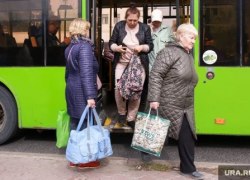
top-left (0, 151), bottom-right (218, 180)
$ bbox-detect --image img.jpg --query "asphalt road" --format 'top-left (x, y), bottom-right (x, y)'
top-left (0, 129), bottom-right (250, 165)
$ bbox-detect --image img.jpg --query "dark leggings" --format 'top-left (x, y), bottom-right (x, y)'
top-left (178, 114), bottom-right (196, 173)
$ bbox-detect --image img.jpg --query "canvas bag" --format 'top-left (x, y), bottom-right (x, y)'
top-left (131, 108), bottom-right (171, 157)
top-left (117, 54), bottom-right (144, 100)
top-left (66, 107), bottom-right (113, 164)
top-left (56, 110), bottom-right (70, 148)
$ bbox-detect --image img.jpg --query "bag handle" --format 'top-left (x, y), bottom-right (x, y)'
top-left (76, 107), bottom-right (105, 140)
top-left (92, 108), bottom-right (103, 128)
top-left (86, 109), bottom-right (94, 127)
top-left (76, 106), bottom-right (89, 131)
top-left (89, 108), bottom-right (105, 138)
top-left (143, 108), bottom-right (159, 129)
top-left (119, 53), bottom-right (136, 79)
top-left (89, 109), bottom-right (94, 125)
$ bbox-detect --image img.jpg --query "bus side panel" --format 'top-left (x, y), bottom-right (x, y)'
top-left (0, 68), bottom-right (66, 129)
top-left (195, 68), bottom-right (250, 135)
top-left (194, 0), bottom-right (250, 135)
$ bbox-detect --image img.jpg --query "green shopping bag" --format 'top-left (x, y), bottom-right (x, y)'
top-left (56, 110), bottom-right (70, 148)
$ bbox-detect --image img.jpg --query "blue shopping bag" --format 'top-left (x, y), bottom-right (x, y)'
top-left (66, 106), bottom-right (113, 164)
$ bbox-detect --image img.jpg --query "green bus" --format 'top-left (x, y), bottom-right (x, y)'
top-left (0, 0), bottom-right (249, 144)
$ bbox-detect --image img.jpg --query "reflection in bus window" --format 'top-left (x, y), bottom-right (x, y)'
top-left (44, 0), bottom-right (76, 66)
top-left (0, 0), bottom-right (79, 67)
top-left (0, 24), bottom-right (17, 48)
top-left (0, 0), bottom-right (43, 66)
top-left (0, 23), bottom-right (17, 66)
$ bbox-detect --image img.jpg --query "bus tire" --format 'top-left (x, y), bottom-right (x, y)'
top-left (0, 86), bottom-right (18, 145)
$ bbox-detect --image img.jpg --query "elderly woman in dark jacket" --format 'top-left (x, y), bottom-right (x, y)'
top-left (109, 4), bottom-right (153, 129)
top-left (148, 23), bottom-right (203, 179)
top-left (64, 18), bottom-right (100, 169)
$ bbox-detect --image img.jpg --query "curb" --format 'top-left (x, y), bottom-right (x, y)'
top-left (0, 151), bottom-right (220, 169)
top-left (0, 151), bottom-right (221, 179)
top-left (4, 151), bottom-right (248, 169)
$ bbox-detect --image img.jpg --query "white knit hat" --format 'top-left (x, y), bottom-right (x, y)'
top-left (151, 9), bottom-right (163, 22)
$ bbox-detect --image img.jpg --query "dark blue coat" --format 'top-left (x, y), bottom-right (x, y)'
top-left (65, 38), bottom-right (99, 118)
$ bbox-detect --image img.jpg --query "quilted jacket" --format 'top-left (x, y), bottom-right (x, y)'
top-left (148, 42), bottom-right (198, 140)
top-left (65, 37), bottom-right (99, 118)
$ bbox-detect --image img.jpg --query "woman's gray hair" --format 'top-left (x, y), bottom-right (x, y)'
top-left (69, 18), bottom-right (90, 37)
top-left (175, 23), bottom-right (198, 41)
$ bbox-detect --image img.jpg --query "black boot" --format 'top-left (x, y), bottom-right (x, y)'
top-left (118, 114), bottom-right (127, 124)
top-left (114, 114), bottom-right (127, 129)
top-left (127, 121), bottom-right (135, 130)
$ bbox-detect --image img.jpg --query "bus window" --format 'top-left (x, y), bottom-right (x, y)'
top-left (40, 0), bottom-right (78, 66)
top-left (0, 0), bottom-right (43, 66)
top-left (0, 24), bottom-right (17, 47)
top-left (0, 0), bottom-right (79, 67)
top-left (200, 0), bottom-right (238, 66)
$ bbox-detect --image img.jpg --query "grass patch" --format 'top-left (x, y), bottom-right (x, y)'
top-left (136, 162), bottom-right (170, 171)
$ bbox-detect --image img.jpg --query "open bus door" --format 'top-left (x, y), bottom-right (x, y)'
top-left (93, 0), bottom-right (192, 132)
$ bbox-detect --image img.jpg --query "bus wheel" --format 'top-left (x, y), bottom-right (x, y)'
top-left (0, 86), bottom-right (18, 145)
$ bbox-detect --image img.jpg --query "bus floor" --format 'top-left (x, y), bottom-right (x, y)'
top-left (100, 89), bottom-right (134, 133)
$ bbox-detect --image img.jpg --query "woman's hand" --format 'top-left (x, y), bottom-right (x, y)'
top-left (121, 48), bottom-right (133, 61)
top-left (150, 102), bottom-right (159, 110)
top-left (87, 99), bottom-right (96, 108)
top-left (116, 45), bottom-right (127, 53)
top-left (133, 45), bottom-right (143, 53)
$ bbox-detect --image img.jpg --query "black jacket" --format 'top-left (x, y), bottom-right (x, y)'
top-left (109, 21), bottom-right (153, 76)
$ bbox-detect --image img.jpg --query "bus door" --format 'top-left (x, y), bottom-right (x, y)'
top-left (95, 0), bottom-right (192, 91)
top-left (92, 0), bottom-right (193, 131)
top-left (95, 1), bottom-right (147, 92)
top-left (195, 0), bottom-right (250, 135)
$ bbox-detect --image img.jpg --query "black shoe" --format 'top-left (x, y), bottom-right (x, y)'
top-left (140, 152), bottom-right (152, 163)
top-left (118, 114), bottom-right (127, 124)
top-left (127, 121), bottom-right (135, 129)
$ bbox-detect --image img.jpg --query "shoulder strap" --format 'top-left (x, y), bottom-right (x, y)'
top-left (120, 53), bottom-right (135, 76)
top-left (67, 45), bottom-right (74, 62)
